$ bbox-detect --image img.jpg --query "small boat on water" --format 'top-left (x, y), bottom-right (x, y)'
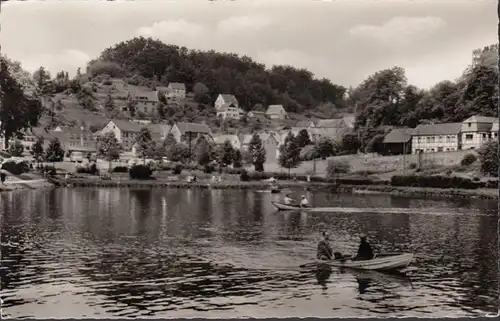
top-left (271, 201), bottom-right (312, 211)
top-left (304, 253), bottom-right (414, 272)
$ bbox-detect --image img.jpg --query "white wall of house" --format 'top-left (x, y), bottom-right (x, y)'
top-left (461, 132), bottom-right (495, 150)
top-left (100, 121), bottom-right (123, 141)
top-left (411, 135), bottom-right (460, 154)
top-left (214, 95), bottom-right (225, 110)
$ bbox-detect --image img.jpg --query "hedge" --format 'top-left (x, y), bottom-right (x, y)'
top-left (112, 166), bottom-right (128, 173)
top-left (1, 161), bottom-right (30, 175)
top-left (391, 175), bottom-right (481, 189)
top-left (75, 164), bottom-right (99, 175)
top-left (129, 164), bottom-right (153, 180)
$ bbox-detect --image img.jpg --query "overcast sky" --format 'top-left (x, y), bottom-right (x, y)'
top-left (1, 0), bottom-right (496, 89)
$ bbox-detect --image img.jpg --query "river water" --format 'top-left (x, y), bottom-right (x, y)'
top-left (0, 188), bottom-right (498, 318)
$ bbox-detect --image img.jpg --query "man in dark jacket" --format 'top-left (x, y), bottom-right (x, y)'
top-left (354, 235), bottom-right (374, 261)
top-left (317, 232), bottom-right (333, 260)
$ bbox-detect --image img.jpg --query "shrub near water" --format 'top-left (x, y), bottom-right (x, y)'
top-left (460, 153), bottom-right (477, 166)
top-left (129, 164), bottom-right (153, 180)
top-left (391, 175), bottom-right (480, 189)
top-left (1, 161), bottom-right (30, 175)
top-left (112, 166), bottom-right (128, 173)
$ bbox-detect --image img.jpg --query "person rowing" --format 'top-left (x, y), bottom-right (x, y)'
top-left (300, 195), bottom-right (309, 208)
top-left (317, 231), bottom-right (334, 260)
top-left (352, 235), bottom-right (374, 261)
top-left (283, 194), bottom-right (295, 205)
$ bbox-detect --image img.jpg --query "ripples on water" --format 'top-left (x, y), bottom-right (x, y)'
top-left (0, 188), bottom-right (498, 318)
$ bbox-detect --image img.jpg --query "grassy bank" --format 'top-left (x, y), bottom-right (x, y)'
top-left (52, 176), bottom-right (498, 200)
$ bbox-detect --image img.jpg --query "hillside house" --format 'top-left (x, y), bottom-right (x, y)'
top-left (170, 122), bottom-right (213, 145)
top-left (411, 123), bottom-right (462, 154)
top-left (216, 102), bottom-right (245, 120)
top-left (266, 105), bottom-right (287, 120)
top-left (215, 94), bottom-right (239, 110)
top-left (247, 110), bottom-right (266, 118)
top-left (167, 83), bottom-right (186, 99)
top-left (213, 134), bottom-right (242, 150)
top-left (241, 132), bottom-right (279, 164)
top-left (315, 119), bottom-right (347, 128)
top-left (129, 90), bottom-right (159, 114)
top-left (460, 115), bottom-right (499, 150)
top-left (147, 124), bottom-right (172, 141)
top-left (295, 120), bottom-right (316, 128)
top-left (383, 128), bottom-right (413, 155)
top-left (100, 119), bottom-right (144, 152)
top-left (52, 126), bottom-right (97, 161)
top-left (342, 115), bottom-right (356, 129)
top-left (10, 127), bottom-right (54, 156)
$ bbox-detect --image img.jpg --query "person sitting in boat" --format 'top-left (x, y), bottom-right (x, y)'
top-left (300, 195), bottom-right (309, 207)
top-left (283, 194), bottom-right (294, 205)
top-left (353, 235), bottom-right (374, 261)
top-left (317, 232), bottom-right (333, 260)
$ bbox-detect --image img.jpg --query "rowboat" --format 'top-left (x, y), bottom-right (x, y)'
top-left (271, 201), bottom-right (312, 211)
top-left (311, 253), bottom-right (414, 272)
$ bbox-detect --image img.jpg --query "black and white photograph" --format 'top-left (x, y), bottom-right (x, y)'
top-left (0, 0), bottom-right (498, 318)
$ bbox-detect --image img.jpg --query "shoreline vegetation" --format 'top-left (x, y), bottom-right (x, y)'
top-left (38, 175), bottom-right (498, 200)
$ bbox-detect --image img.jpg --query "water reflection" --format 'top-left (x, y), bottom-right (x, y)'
top-left (0, 188), bottom-right (497, 318)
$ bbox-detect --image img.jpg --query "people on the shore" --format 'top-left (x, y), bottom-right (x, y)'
top-left (317, 231), bottom-right (333, 260)
top-left (353, 235), bottom-right (374, 261)
top-left (283, 194), bottom-right (294, 205)
top-left (300, 195), bottom-right (309, 207)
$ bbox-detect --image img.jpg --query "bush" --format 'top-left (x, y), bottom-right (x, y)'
top-left (326, 159), bottom-right (350, 179)
top-left (129, 164), bottom-right (153, 180)
top-left (222, 167), bottom-right (247, 175)
top-left (112, 166), bottom-right (128, 173)
top-left (461, 153), bottom-right (477, 166)
top-left (240, 171), bottom-right (250, 181)
top-left (173, 164), bottom-right (183, 175)
top-left (391, 175), bottom-right (480, 189)
top-left (76, 164), bottom-right (99, 175)
top-left (1, 161), bottom-right (30, 175)
top-left (408, 163), bottom-right (417, 169)
top-left (203, 164), bottom-right (215, 174)
top-left (102, 80), bottom-right (113, 86)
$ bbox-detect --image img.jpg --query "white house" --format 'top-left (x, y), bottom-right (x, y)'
top-left (128, 90), bottom-right (159, 115)
top-left (169, 122), bottom-right (213, 144)
top-left (99, 119), bottom-right (144, 151)
top-left (213, 134), bottom-right (242, 150)
top-left (411, 123), bottom-right (463, 154)
top-left (215, 94), bottom-right (239, 110)
top-left (167, 83), bottom-right (186, 99)
top-left (266, 105), bottom-right (287, 120)
top-left (460, 115), bottom-right (499, 150)
top-left (216, 102), bottom-right (245, 120)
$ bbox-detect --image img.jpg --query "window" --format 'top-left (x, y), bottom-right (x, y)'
top-left (417, 137), bottom-right (421, 142)
top-left (465, 134), bottom-right (473, 140)
top-left (430, 137), bottom-right (435, 143)
top-left (437, 147), bottom-right (443, 152)
top-left (468, 123), bottom-right (471, 127)
top-left (439, 136), bottom-right (444, 142)
top-left (495, 133), bottom-right (498, 138)
top-left (446, 136), bottom-right (451, 142)
top-left (426, 137), bottom-right (430, 143)
top-left (482, 133), bottom-right (487, 139)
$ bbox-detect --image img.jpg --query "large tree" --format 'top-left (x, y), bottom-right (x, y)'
top-left (248, 133), bottom-right (266, 172)
top-left (31, 136), bottom-right (45, 164)
top-left (295, 129), bottom-right (312, 148)
top-left (278, 132), bottom-right (302, 177)
top-left (96, 132), bottom-right (122, 169)
top-left (135, 127), bottom-right (154, 163)
top-left (44, 137), bottom-right (65, 162)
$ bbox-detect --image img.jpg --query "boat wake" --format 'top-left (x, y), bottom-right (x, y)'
top-left (306, 207), bottom-right (488, 216)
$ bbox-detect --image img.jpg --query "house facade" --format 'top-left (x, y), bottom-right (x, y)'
top-left (100, 119), bottom-right (144, 152)
top-left (266, 105), bottom-right (287, 120)
top-left (216, 102), bottom-right (245, 120)
top-left (51, 126), bottom-right (97, 161)
top-left (240, 132), bottom-right (279, 163)
top-left (295, 120), bottom-right (315, 128)
top-left (169, 122), bottom-right (213, 144)
top-left (129, 91), bottom-right (159, 115)
top-left (383, 128), bottom-right (413, 155)
top-left (460, 116), bottom-right (499, 150)
top-left (167, 83), bottom-right (186, 99)
top-left (411, 123), bottom-right (462, 154)
top-left (215, 94), bottom-right (239, 110)
top-left (213, 134), bottom-right (241, 150)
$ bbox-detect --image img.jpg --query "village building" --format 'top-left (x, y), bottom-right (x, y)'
top-left (169, 122), bottom-right (213, 145)
top-left (342, 115), bottom-right (356, 129)
top-left (216, 102), bottom-right (245, 120)
top-left (213, 134), bottom-right (242, 150)
top-left (100, 119), bottom-right (144, 152)
top-left (128, 90), bottom-right (159, 115)
top-left (411, 123), bottom-right (463, 154)
top-left (247, 110), bottom-right (266, 118)
top-left (215, 94), bottom-right (239, 110)
top-left (383, 128), bottom-right (413, 155)
top-left (166, 83), bottom-right (186, 99)
top-left (295, 120), bottom-right (316, 128)
top-left (240, 132), bottom-right (279, 164)
top-left (266, 105), bottom-right (288, 120)
top-left (51, 126), bottom-right (97, 161)
top-left (460, 115), bottom-right (499, 150)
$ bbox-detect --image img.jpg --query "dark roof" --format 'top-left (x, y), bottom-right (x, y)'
top-left (383, 128), bottom-right (413, 144)
top-left (175, 122), bottom-right (212, 134)
top-left (413, 123), bottom-right (462, 136)
top-left (111, 119), bottom-right (144, 133)
top-left (131, 91), bottom-right (159, 102)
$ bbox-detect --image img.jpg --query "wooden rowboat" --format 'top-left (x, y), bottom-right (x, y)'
top-left (306, 253), bottom-right (414, 272)
top-left (271, 201), bottom-right (312, 211)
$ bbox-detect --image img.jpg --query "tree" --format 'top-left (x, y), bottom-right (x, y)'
top-left (96, 132), bottom-right (122, 169)
top-left (8, 139), bottom-right (24, 156)
top-left (44, 137), bottom-right (65, 162)
top-left (340, 133), bottom-right (361, 155)
top-left (218, 140), bottom-right (235, 168)
top-left (477, 141), bottom-right (498, 177)
top-left (295, 129), bottom-right (312, 148)
top-left (135, 127), bottom-right (154, 163)
top-left (104, 94), bottom-right (118, 118)
top-left (156, 102), bottom-right (166, 119)
top-left (315, 137), bottom-right (335, 159)
top-left (278, 132), bottom-right (302, 177)
top-left (248, 134), bottom-right (266, 172)
top-left (166, 143), bottom-right (189, 162)
top-left (195, 137), bottom-right (212, 166)
top-left (0, 58), bottom-right (43, 148)
top-left (365, 134), bottom-right (386, 155)
top-left (127, 100), bottom-right (137, 117)
top-left (32, 66), bottom-right (53, 95)
top-left (233, 149), bottom-right (242, 168)
top-left (31, 137), bottom-right (45, 163)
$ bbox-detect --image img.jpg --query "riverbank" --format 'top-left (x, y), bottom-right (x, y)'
top-left (54, 177), bottom-right (498, 200)
top-left (0, 179), bottom-right (54, 192)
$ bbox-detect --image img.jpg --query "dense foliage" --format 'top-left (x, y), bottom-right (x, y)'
top-left (129, 164), bottom-right (153, 180)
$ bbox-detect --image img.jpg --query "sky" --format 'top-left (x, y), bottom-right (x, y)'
top-left (0, 0), bottom-right (496, 89)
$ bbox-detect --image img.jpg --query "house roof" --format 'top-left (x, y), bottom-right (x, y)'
top-left (218, 102), bottom-right (244, 112)
top-left (168, 82), bottom-right (186, 90)
top-left (383, 128), bottom-right (413, 144)
top-left (220, 94), bottom-right (239, 104)
top-left (463, 115), bottom-right (498, 123)
top-left (111, 119), bottom-right (144, 133)
top-left (266, 105), bottom-right (286, 115)
top-left (147, 124), bottom-right (172, 140)
top-left (342, 116), bottom-right (355, 128)
top-left (315, 119), bottom-right (346, 128)
top-left (213, 134), bottom-right (240, 145)
top-left (296, 120), bottom-right (315, 127)
top-left (413, 123), bottom-right (462, 136)
top-left (156, 86), bottom-right (170, 92)
top-left (131, 90), bottom-right (159, 102)
top-left (175, 122), bottom-right (212, 135)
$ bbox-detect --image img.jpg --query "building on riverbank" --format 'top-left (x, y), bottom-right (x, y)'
top-left (460, 116), bottom-right (499, 150)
